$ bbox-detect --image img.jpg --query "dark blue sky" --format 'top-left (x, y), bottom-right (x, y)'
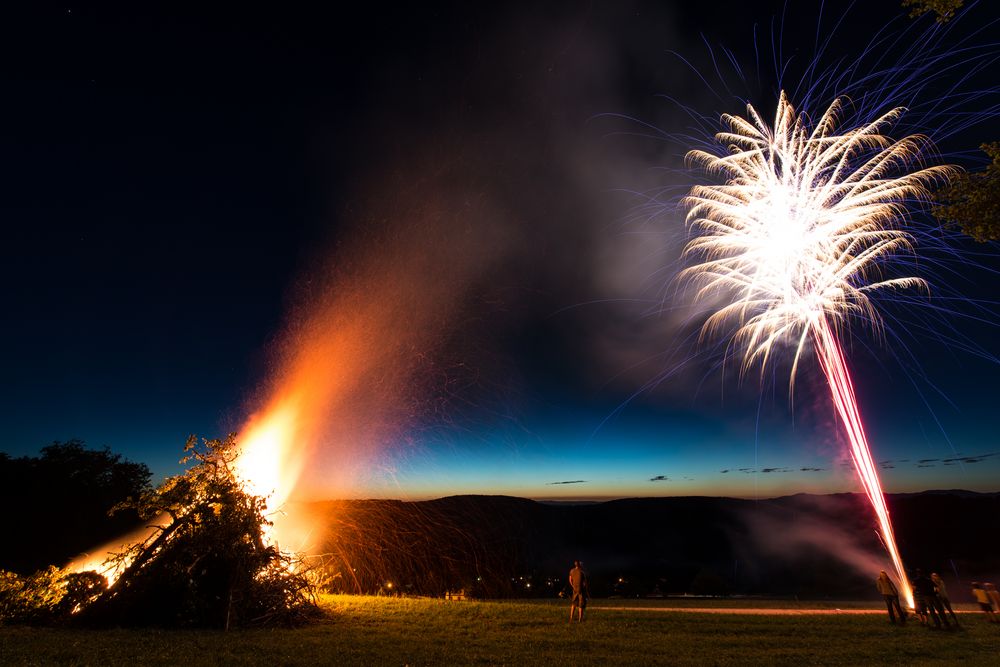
top-left (2, 1), bottom-right (999, 499)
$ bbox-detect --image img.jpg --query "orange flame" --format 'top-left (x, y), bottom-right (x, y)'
top-left (234, 399), bottom-right (303, 510)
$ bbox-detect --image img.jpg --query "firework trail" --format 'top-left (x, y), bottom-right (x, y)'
top-left (682, 92), bottom-right (954, 607)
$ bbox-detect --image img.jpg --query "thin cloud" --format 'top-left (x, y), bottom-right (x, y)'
top-left (649, 475), bottom-right (669, 482)
top-left (943, 452), bottom-right (999, 464)
top-left (547, 480), bottom-right (587, 485)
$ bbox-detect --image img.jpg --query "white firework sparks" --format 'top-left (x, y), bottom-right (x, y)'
top-left (682, 91), bottom-right (952, 382)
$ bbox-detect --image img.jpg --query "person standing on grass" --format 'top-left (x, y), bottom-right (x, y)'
top-left (971, 582), bottom-right (997, 623)
top-left (876, 571), bottom-right (906, 625)
top-left (913, 570), bottom-right (947, 628)
top-left (568, 560), bottom-right (589, 622)
top-left (911, 572), bottom-right (929, 626)
top-left (931, 573), bottom-right (958, 625)
top-left (985, 583), bottom-right (1000, 616)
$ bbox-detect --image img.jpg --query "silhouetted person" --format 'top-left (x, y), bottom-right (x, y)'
top-left (971, 582), bottom-right (997, 623)
top-left (911, 575), bottom-right (928, 625)
top-left (568, 560), bottom-right (589, 622)
top-left (876, 570), bottom-right (905, 625)
top-left (913, 570), bottom-right (947, 628)
top-left (983, 581), bottom-right (1000, 612)
top-left (986, 583), bottom-right (1000, 617)
top-left (931, 573), bottom-right (958, 625)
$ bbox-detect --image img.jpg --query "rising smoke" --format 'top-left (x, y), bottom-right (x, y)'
top-left (240, 2), bottom-right (723, 503)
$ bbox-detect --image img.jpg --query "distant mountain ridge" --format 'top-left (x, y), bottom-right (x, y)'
top-left (302, 491), bottom-right (1000, 599)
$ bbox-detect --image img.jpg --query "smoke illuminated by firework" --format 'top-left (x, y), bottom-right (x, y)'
top-left (682, 91), bottom-right (954, 607)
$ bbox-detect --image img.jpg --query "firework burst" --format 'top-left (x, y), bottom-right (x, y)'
top-left (682, 91), bottom-right (955, 607)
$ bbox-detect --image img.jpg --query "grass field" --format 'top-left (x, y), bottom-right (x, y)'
top-left (2, 595), bottom-right (999, 666)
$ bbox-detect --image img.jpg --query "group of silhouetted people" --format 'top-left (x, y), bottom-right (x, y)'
top-left (878, 569), bottom-right (1000, 628)
top-left (911, 570), bottom-right (958, 628)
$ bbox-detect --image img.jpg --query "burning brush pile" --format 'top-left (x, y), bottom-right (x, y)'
top-left (0, 436), bottom-right (317, 629)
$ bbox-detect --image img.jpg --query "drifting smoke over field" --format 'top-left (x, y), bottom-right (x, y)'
top-left (732, 494), bottom-right (898, 593)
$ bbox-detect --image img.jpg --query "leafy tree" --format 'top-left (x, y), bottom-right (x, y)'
top-left (76, 435), bottom-right (317, 628)
top-left (0, 441), bottom-right (152, 573)
top-left (901, 3), bottom-right (999, 241)
top-left (932, 143), bottom-right (1000, 242)
top-left (901, 0), bottom-right (964, 22)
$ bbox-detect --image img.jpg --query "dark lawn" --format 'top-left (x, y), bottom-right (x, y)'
top-left (2, 595), bottom-right (998, 666)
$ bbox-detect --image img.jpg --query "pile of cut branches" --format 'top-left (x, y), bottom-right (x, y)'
top-left (72, 435), bottom-right (317, 628)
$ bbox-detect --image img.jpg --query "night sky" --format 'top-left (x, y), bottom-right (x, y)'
top-left (3, 1), bottom-right (999, 501)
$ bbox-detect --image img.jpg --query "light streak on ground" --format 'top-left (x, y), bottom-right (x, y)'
top-left (683, 92), bottom-right (953, 609)
top-left (592, 605), bottom-right (978, 615)
top-left (594, 606), bottom-right (883, 615)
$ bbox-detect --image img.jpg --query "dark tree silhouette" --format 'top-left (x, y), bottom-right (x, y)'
top-left (901, 0), bottom-right (964, 22)
top-left (0, 440), bottom-right (152, 573)
top-left (932, 143), bottom-right (1000, 242)
top-left (901, 3), bottom-right (1000, 241)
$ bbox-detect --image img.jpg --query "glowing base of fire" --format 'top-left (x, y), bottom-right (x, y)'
top-left (233, 398), bottom-right (321, 552)
top-left (233, 401), bottom-right (301, 508)
top-left (66, 515), bottom-right (169, 586)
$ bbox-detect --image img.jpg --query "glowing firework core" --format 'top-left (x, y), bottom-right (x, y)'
top-left (683, 92), bottom-right (951, 608)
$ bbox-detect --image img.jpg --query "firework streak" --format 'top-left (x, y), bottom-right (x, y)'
top-left (682, 92), bottom-right (951, 608)
top-left (813, 315), bottom-right (913, 607)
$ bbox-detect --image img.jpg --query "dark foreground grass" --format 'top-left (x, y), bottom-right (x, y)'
top-left (2, 595), bottom-right (999, 666)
